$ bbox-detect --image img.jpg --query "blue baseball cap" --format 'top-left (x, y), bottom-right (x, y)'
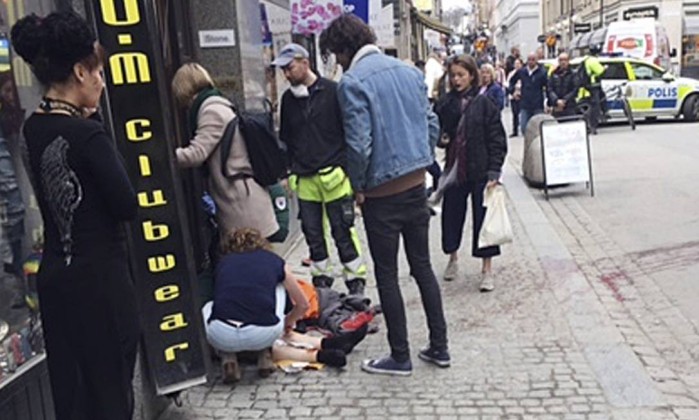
top-left (271, 43), bottom-right (310, 67)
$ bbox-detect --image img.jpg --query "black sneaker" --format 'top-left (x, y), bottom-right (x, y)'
top-left (345, 278), bottom-right (365, 295)
top-left (418, 347), bottom-right (451, 368)
top-left (361, 356), bottom-right (412, 376)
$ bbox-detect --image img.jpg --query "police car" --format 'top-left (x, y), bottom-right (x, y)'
top-left (548, 56), bottom-right (699, 121)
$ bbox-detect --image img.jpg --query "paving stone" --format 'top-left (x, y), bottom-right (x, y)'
top-left (158, 158), bottom-right (699, 419)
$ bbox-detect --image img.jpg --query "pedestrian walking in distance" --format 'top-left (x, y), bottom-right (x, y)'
top-left (320, 14), bottom-right (450, 376)
top-left (434, 55), bottom-right (508, 291)
top-left (507, 53), bottom-right (548, 135)
top-left (479, 63), bottom-right (506, 111)
top-left (506, 58), bottom-right (523, 137)
top-left (274, 43), bottom-right (367, 295)
top-left (12, 11), bottom-right (140, 420)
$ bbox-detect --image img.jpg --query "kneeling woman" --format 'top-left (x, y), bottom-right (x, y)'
top-left (203, 228), bottom-right (366, 382)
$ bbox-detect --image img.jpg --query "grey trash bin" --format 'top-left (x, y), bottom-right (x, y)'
top-left (522, 114), bottom-right (556, 186)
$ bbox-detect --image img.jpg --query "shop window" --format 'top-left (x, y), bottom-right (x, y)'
top-left (0, 0), bottom-right (56, 388)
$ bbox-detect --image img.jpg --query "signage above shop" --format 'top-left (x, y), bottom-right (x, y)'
top-left (198, 30), bottom-right (236, 48)
top-left (623, 6), bottom-right (659, 21)
top-left (574, 23), bottom-right (592, 34)
top-left (90, 0), bottom-right (207, 396)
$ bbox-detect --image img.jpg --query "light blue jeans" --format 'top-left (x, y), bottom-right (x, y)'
top-left (202, 285), bottom-right (286, 353)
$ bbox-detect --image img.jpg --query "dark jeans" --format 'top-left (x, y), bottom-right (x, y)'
top-left (511, 100), bottom-right (520, 135)
top-left (363, 185), bottom-right (448, 362)
top-left (520, 108), bottom-right (543, 136)
top-left (442, 180), bottom-right (501, 258)
top-left (299, 196), bottom-right (359, 266)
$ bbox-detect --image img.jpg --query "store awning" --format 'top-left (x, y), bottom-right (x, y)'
top-left (589, 28), bottom-right (607, 48)
top-left (570, 33), bottom-right (583, 49)
top-left (685, 16), bottom-right (699, 35)
top-left (414, 9), bottom-right (452, 35)
top-left (578, 32), bottom-right (593, 49)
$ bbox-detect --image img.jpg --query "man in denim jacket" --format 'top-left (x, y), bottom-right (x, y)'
top-left (320, 14), bottom-right (449, 376)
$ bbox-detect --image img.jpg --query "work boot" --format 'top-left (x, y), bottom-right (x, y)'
top-left (221, 352), bottom-right (241, 384)
top-left (345, 278), bottom-right (365, 296)
top-left (257, 348), bottom-right (275, 378)
top-left (312, 275), bottom-right (334, 288)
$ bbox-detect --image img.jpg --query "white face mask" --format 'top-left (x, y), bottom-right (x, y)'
top-left (289, 84), bottom-right (309, 98)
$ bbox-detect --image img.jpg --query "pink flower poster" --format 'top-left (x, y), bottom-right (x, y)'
top-left (291, 0), bottom-right (343, 35)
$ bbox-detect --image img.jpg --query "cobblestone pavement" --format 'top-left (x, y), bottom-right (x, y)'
top-left (161, 156), bottom-right (695, 419)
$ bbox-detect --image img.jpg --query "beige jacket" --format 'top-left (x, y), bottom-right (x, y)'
top-left (176, 96), bottom-right (278, 238)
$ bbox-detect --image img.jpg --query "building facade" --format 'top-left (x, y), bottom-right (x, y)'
top-left (492, 0), bottom-right (541, 56)
top-left (541, 0), bottom-right (693, 72)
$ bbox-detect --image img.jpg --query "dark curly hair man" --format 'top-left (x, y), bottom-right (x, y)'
top-left (320, 14), bottom-right (450, 376)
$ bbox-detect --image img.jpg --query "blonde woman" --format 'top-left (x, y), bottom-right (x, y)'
top-left (479, 63), bottom-right (505, 110)
top-left (203, 228), bottom-right (367, 382)
top-left (171, 63), bottom-right (281, 240)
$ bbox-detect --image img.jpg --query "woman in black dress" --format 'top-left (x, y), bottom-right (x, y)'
top-left (12, 12), bottom-right (139, 420)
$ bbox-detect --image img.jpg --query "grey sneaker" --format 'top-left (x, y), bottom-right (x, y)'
top-left (479, 272), bottom-right (495, 292)
top-left (443, 260), bottom-right (459, 281)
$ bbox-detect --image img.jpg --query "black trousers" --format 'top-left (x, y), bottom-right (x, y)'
top-left (299, 196), bottom-right (359, 268)
top-left (511, 100), bottom-right (521, 135)
top-left (363, 185), bottom-right (448, 362)
top-left (589, 87), bottom-right (602, 133)
top-left (39, 255), bottom-right (140, 420)
top-left (441, 180), bottom-right (501, 258)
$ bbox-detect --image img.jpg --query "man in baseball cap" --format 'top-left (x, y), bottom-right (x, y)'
top-left (275, 43), bottom-right (368, 296)
top-left (271, 43), bottom-right (310, 68)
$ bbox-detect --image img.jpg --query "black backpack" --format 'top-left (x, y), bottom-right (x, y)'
top-left (219, 100), bottom-right (287, 186)
top-left (573, 58), bottom-right (591, 89)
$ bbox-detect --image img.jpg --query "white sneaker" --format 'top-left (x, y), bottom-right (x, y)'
top-left (479, 272), bottom-right (495, 292)
top-left (443, 260), bottom-right (459, 281)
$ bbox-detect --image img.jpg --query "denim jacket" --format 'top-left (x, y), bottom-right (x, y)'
top-left (337, 47), bottom-right (440, 191)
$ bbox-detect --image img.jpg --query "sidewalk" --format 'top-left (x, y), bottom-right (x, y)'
top-left (161, 152), bottom-right (696, 419)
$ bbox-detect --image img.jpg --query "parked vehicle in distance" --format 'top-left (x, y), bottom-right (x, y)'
top-left (603, 19), bottom-right (673, 70)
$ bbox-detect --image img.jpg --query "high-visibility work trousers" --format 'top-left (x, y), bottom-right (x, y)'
top-left (295, 167), bottom-right (366, 284)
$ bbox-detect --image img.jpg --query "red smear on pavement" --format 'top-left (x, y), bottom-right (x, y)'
top-left (600, 272), bottom-right (626, 302)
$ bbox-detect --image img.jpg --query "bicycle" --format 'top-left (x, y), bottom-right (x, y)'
top-left (604, 83), bottom-right (636, 130)
top-left (576, 82), bottom-right (636, 131)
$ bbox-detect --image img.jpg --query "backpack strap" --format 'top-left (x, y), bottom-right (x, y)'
top-left (219, 109), bottom-right (239, 179)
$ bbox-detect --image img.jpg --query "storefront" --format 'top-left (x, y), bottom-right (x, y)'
top-left (0, 0), bottom-right (301, 419)
top-left (1, 1), bottom-right (62, 417)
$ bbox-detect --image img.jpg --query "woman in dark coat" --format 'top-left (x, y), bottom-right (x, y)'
top-left (479, 63), bottom-right (505, 111)
top-left (12, 12), bottom-right (139, 419)
top-left (434, 55), bottom-right (508, 292)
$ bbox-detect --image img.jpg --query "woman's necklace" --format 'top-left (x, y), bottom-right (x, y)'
top-left (39, 97), bottom-right (82, 118)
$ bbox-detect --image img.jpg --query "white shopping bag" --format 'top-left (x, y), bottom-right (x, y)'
top-left (478, 184), bottom-right (513, 248)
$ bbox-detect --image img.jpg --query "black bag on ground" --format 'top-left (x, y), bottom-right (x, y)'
top-left (219, 100), bottom-right (287, 186)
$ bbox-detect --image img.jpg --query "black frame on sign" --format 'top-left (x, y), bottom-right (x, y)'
top-left (539, 115), bottom-right (595, 200)
top-left (84, 0), bottom-right (208, 396)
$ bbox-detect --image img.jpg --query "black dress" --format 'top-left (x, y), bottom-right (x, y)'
top-left (22, 113), bottom-right (140, 420)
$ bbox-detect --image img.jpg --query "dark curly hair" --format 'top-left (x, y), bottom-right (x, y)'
top-left (11, 11), bottom-right (104, 88)
top-left (221, 228), bottom-right (272, 254)
top-left (319, 14), bottom-right (376, 60)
